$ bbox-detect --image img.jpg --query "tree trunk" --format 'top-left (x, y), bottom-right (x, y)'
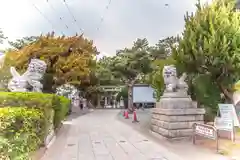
top-left (127, 84), bottom-right (133, 113)
top-left (217, 82), bottom-right (233, 102)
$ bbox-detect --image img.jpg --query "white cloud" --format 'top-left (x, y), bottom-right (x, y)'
top-left (0, 0), bottom-right (211, 54)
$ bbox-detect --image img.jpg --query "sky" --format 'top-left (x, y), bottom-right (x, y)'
top-left (0, 0), bottom-right (210, 56)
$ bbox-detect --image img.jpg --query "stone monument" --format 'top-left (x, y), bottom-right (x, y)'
top-left (8, 58), bottom-right (47, 92)
top-left (151, 65), bottom-right (205, 140)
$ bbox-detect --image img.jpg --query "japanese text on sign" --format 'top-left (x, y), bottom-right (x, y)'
top-left (218, 104), bottom-right (239, 127)
top-left (214, 117), bottom-right (233, 131)
top-left (195, 124), bottom-right (216, 139)
top-left (193, 123), bottom-right (218, 152)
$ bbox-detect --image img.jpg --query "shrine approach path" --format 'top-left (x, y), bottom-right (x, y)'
top-left (41, 109), bottom-right (183, 160)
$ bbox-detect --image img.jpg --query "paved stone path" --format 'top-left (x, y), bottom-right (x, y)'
top-left (41, 110), bottom-right (183, 160)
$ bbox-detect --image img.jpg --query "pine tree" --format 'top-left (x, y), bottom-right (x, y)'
top-left (173, 0), bottom-right (240, 101)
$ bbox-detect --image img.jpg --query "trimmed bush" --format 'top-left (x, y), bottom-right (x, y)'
top-left (0, 92), bottom-right (70, 137)
top-left (0, 92), bottom-right (54, 139)
top-left (52, 95), bottom-right (70, 129)
top-left (0, 107), bottom-right (44, 160)
top-left (0, 92), bottom-right (70, 159)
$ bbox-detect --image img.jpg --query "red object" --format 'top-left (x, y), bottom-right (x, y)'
top-left (125, 111), bottom-right (129, 119)
top-left (123, 110), bottom-right (126, 117)
top-left (132, 111), bottom-right (139, 123)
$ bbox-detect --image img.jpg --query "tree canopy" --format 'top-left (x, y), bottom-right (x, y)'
top-left (144, 36), bottom-right (179, 100)
top-left (171, 0), bottom-right (240, 118)
top-left (3, 32), bottom-right (98, 92)
top-left (108, 38), bottom-right (153, 110)
top-left (110, 38), bottom-right (152, 84)
top-left (148, 36), bottom-right (179, 60)
top-left (96, 56), bottom-right (122, 86)
top-left (8, 36), bottom-right (39, 50)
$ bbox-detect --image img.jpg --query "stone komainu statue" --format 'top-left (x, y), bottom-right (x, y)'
top-left (7, 47), bottom-right (73, 92)
top-left (162, 65), bottom-right (188, 93)
top-left (8, 58), bottom-right (47, 92)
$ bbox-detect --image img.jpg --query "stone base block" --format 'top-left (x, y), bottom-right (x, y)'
top-left (151, 119), bottom-right (204, 130)
top-left (156, 97), bottom-right (197, 109)
top-left (151, 91), bottom-right (206, 140)
top-left (151, 106), bottom-right (205, 140)
top-left (152, 113), bottom-right (204, 122)
top-left (151, 124), bottom-right (193, 138)
top-left (152, 108), bottom-right (205, 116)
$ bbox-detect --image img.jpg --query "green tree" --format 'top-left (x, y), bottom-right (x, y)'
top-left (149, 36), bottom-right (180, 60)
top-left (149, 57), bottom-right (176, 101)
top-left (110, 38), bottom-right (152, 111)
top-left (8, 36), bottom-right (39, 50)
top-left (96, 56), bottom-right (122, 85)
top-left (172, 0), bottom-right (240, 118)
top-left (145, 37), bottom-right (179, 101)
top-left (84, 56), bottom-right (123, 107)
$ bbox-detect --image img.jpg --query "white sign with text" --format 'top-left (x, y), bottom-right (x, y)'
top-left (194, 124), bottom-right (216, 140)
top-left (218, 104), bottom-right (240, 127)
top-left (214, 117), bottom-right (233, 131)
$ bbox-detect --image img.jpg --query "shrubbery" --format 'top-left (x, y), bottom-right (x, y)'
top-left (0, 92), bottom-right (70, 159)
top-left (0, 107), bottom-right (44, 160)
top-left (0, 92), bottom-right (70, 130)
top-left (53, 95), bottom-right (71, 129)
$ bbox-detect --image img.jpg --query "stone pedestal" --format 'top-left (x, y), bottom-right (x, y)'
top-left (151, 92), bottom-right (205, 140)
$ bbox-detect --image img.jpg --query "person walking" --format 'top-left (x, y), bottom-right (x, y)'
top-left (142, 103), bottom-right (145, 110)
top-left (80, 97), bottom-right (83, 110)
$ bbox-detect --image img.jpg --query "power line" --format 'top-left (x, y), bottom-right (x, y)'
top-left (96, 0), bottom-right (112, 32)
top-left (31, 2), bottom-right (65, 35)
top-left (63, 0), bottom-right (84, 34)
top-left (46, 0), bottom-right (70, 31)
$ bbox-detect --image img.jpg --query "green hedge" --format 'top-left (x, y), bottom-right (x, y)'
top-left (0, 92), bottom-right (70, 160)
top-left (0, 107), bottom-right (44, 160)
top-left (0, 92), bottom-right (70, 131)
top-left (52, 95), bottom-right (70, 129)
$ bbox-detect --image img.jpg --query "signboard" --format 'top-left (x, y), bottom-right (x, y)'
top-left (194, 124), bottom-right (216, 140)
top-left (133, 85), bottom-right (156, 103)
top-left (193, 123), bottom-right (218, 152)
top-left (218, 104), bottom-right (240, 127)
top-left (214, 117), bottom-right (233, 131)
